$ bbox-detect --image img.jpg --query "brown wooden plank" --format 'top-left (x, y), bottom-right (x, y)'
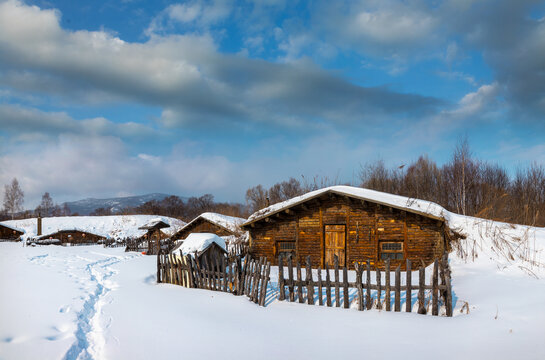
top-left (288, 256), bottom-right (294, 302)
top-left (356, 263), bottom-right (364, 311)
top-left (222, 256), bottom-right (228, 292)
top-left (259, 262), bottom-right (271, 307)
top-left (306, 256), bottom-right (314, 305)
top-left (334, 255), bottom-right (340, 307)
top-left (157, 253), bottom-right (162, 284)
top-left (366, 260), bottom-right (372, 310)
top-left (385, 258), bottom-right (391, 311)
top-left (394, 265), bottom-right (401, 311)
top-left (343, 264), bottom-right (349, 309)
top-left (297, 260), bottom-right (304, 303)
top-left (432, 259), bottom-right (438, 316)
top-left (325, 263), bottom-right (332, 307)
top-left (278, 255), bottom-right (285, 301)
top-left (376, 266), bottom-right (382, 309)
top-left (317, 267), bottom-right (323, 306)
top-left (418, 267), bottom-right (426, 314)
top-left (444, 254), bottom-right (453, 317)
top-left (406, 259), bottom-right (412, 312)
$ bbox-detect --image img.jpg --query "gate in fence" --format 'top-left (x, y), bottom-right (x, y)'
top-left (277, 254), bottom-right (453, 317)
top-left (157, 252), bottom-right (271, 306)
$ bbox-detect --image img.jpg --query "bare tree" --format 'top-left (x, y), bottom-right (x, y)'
top-left (245, 184), bottom-right (269, 213)
top-left (35, 192), bottom-right (54, 217)
top-left (3, 178), bottom-right (24, 220)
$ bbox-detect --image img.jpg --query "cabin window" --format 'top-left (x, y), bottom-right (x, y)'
top-left (277, 241), bottom-right (296, 256)
top-left (380, 242), bottom-right (403, 260)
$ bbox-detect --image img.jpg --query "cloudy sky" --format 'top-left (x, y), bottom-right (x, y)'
top-left (1, 0), bottom-right (544, 207)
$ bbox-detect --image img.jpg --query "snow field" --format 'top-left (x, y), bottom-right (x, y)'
top-left (1, 238), bottom-right (545, 360)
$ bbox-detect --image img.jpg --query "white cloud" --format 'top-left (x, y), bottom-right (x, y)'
top-left (0, 104), bottom-right (155, 139)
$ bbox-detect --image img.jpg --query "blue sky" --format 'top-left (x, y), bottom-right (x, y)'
top-left (1, 0), bottom-right (544, 207)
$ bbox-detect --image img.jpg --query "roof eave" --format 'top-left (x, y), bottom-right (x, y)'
top-left (242, 189), bottom-right (444, 228)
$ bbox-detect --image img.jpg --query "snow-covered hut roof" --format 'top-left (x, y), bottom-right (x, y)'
top-left (243, 185), bottom-right (448, 227)
top-left (138, 218), bottom-right (170, 231)
top-left (173, 233), bottom-right (227, 257)
top-left (0, 222), bottom-right (25, 234)
top-left (1, 215), bottom-right (186, 241)
top-left (179, 212), bottom-right (246, 235)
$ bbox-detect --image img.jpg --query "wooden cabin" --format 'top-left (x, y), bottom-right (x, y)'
top-left (241, 186), bottom-right (451, 270)
top-left (34, 230), bottom-right (106, 245)
top-left (0, 223), bottom-right (24, 241)
top-left (171, 212), bottom-right (246, 242)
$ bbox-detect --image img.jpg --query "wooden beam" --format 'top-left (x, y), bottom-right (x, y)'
top-left (285, 209), bottom-right (293, 215)
top-left (301, 204), bottom-right (309, 211)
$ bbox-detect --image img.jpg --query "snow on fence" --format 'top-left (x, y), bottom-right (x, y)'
top-left (157, 252), bottom-right (271, 306)
top-left (278, 254), bottom-right (453, 317)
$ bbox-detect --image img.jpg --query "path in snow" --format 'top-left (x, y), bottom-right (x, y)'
top-left (26, 248), bottom-right (139, 360)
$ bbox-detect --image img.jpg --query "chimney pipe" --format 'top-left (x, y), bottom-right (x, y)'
top-left (37, 213), bottom-right (42, 236)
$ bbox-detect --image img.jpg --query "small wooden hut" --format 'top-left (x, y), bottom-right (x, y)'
top-left (138, 219), bottom-right (171, 255)
top-left (172, 233), bottom-right (227, 270)
top-left (242, 186), bottom-right (453, 270)
top-left (171, 212), bottom-right (246, 241)
top-left (0, 223), bottom-right (24, 241)
top-left (34, 230), bottom-right (106, 245)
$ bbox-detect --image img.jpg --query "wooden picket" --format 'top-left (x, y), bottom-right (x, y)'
top-left (277, 254), bottom-right (453, 317)
top-left (156, 251), bottom-right (271, 307)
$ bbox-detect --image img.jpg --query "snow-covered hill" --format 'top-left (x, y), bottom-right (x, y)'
top-left (1, 215), bottom-right (186, 240)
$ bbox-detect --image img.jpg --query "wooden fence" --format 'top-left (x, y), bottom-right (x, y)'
top-left (278, 254), bottom-right (453, 317)
top-left (157, 252), bottom-right (271, 306)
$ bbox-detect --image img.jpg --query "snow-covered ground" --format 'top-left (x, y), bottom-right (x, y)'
top-left (1, 226), bottom-right (545, 360)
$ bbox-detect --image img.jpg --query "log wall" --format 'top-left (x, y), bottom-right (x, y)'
top-left (247, 195), bottom-right (446, 270)
top-left (39, 230), bottom-right (106, 244)
top-left (0, 225), bottom-right (23, 241)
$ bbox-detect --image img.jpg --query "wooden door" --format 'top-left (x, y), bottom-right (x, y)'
top-left (325, 225), bottom-right (346, 267)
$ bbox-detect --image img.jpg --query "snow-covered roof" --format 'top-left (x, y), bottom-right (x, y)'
top-left (244, 185), bottom-right (448, 226)
top-left (138, 218), bottom-right (170, 230)
top-left (0, 222), bottom-right (25, 234)
top-left (1, 215), bottom-right (186, 241)
top-left (179, 212), bottom-right (246, 235)
top-left (173, 233), bottom-right (227, 257)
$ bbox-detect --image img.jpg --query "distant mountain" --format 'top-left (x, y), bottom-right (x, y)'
top-left (63, 193), bottom-right (185, 215)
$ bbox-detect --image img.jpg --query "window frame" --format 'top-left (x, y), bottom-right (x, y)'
top-left (379, 241), bottom-right (404, 260)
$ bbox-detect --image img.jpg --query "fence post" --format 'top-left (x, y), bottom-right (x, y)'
top-left (278, 255), bottom-right (285, 301)
top-left (418, 267), bottom-right (426, 314)
top-left (306, 256), bottom-right (314, 305)
top-left (432, 259), bottom-right (439, 316)
top-left (157, 250), bottom-right (162, 283)
top-left (443, 253), bottom-right (453, 317)
top-left (376, 266), bottom-right (382, 310)
top-left (356, 263), bottom-right (364, 311)
top-left (222, 256), bottom-right (228, 292)
top-left (406, 259), bottom-right (412, 312)
top-left (297, 260), bottom-right (303, 303)
top-left (395, 265), bottom-right (401, 312)
top-left (334, 255), bottom-right (340, 307)
top-left (385, 258), bottom-right (391, 311)
top-left (343, 265), bottom-right (349, 309)
top-left (366, 260), bottom-right (372, 310)
top-left (325, 263), bottom-right (332, 307)
top-left (288, 256), bottom-right (294, 302)
top-left (259, 262), bottom-right (271, 307)
top-left (317, 267), bottom-right (323, 306)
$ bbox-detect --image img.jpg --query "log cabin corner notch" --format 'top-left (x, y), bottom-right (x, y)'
top-left (241, 185), bottom-right (452, 270)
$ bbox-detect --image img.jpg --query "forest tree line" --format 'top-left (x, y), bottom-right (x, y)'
top-left (2, 139), bottom-right (544, 226)
top-left (245, 139), bottom-right (545, 227)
